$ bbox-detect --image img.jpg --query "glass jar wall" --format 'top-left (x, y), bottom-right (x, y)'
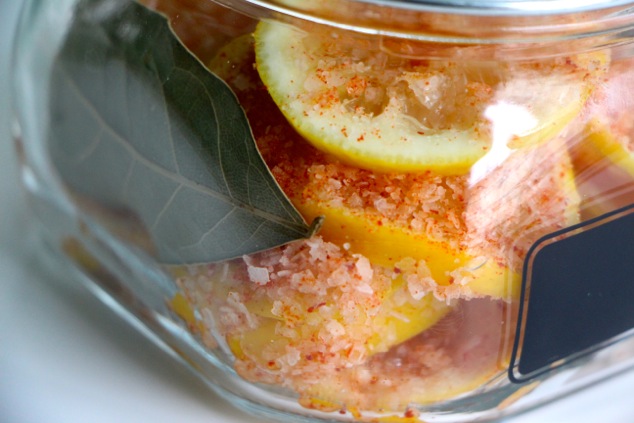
top-left (12, 0), bottom-right (634, 421)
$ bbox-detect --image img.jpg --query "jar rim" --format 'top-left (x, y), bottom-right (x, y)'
top-left (219, 0), bottom-right (634, 46)
top-left (340, 0), bottom-right (634, 16)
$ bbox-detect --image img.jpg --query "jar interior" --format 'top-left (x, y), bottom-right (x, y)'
top-left (13, 0), bottom-right (634, 421)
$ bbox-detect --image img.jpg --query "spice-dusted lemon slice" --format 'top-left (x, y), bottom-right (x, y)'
top-left (280, 137), bottom-right (580, 301)
top-left (173, 240), bottom-right (451, 382)
top-left (228, 271), bottom-right (450, 366)
top-left (297, 298), bottom-right (514, 412)
top-left (254, 20), bottom-right (601, 175)
top-left (576, 59), bottom-right (634, 177)
top-left (295, 197), bottom-right (520, 300)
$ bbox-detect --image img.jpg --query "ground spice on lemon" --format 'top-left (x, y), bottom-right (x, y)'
top-left (174, 236), bottom-right (450, 387)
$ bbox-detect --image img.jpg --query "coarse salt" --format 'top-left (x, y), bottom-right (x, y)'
top-left (247, 265), bottom-right (271, 285)
top-left (354, 255), bottom-right (374, 281)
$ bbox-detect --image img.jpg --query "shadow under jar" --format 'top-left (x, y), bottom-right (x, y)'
top-left (12, 0), bottom-right (634, 421)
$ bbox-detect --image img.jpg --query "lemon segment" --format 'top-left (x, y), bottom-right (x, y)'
top-left (296, 298), bottom-right (513, 411)
top-left (465, 138), bottom-right (582, 280)
top-left (254, 20), bottom-right (599, 175)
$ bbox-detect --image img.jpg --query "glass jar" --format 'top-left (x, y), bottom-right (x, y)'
top-left (11, 0), bottom-right (634, 421)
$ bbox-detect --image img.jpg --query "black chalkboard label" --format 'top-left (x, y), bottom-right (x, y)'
top-left (509, 204), bottom-right (634, 383)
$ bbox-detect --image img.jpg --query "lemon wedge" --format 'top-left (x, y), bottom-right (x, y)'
top-left (289, 138), bottom-right (581, 301)
top-left (254, 20), bottom-right (601, 175)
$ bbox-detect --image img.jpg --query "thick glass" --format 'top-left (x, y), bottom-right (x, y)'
top-left (12, 0), bottom-right (634, 422)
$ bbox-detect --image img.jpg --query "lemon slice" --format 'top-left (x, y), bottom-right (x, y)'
top-left (296, 298), bottom-right (514, 412)
top-left (254, 20), bottom-right (600, 174)
top-left (295, 198), bottom-right (520, 300)
top-left (290, 138), bottom-right (581, 302)
top-left (173, 242), bottom-right (451, 379)
top-left (229, 275), bottom-right (450, 365)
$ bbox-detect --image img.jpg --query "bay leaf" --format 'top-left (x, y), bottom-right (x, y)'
top-left (48, 0), bottom-right (320, 263)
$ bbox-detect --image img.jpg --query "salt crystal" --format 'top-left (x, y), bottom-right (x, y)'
top-left (374, 197), bottom-right (395, 213)
top-left (226, 292), bottom-right (259, 329)
top-left (326, 320), bottom-right (346, 337)
top-left (328, 178), bottom-right (342, 190)
top-left (347, 345), bottom-right (366, 365)
top-left (354, 256), bottom-right (373, 281)
top-left (284, 347), bottom-right (301, 366)
top-left (247, 266), bottom-right (270, 285)
top-left (407, 275), bottom-right (434, 300)
top-left (355, 283), bottom-right (374, 295)
top-left (355, 368), bottom-right (373, 384)
top-left (271, 300), bottom-right (284, 317)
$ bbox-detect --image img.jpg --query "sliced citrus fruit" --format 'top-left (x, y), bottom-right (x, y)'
top-left (295, 194), bottom-right (520, 300)
top-left (211, 32), bottom-right (581, 301)
top-left (567, 58), bottom-right (634, 217)
top-left (173, 238), bottom-right (451, 384)
top-left (254, 20), bottom-right (603, 174)
top-left (296, 299), bottom-right (515, 412)
top-left (289, 139), bottom-right (581, 302)
top-left (228, 272), bottom-right (450, 365)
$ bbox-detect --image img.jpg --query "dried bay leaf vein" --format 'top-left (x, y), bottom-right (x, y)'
top-left (151, 185), bottom-right (182, 232)
top-left (157, 63), bottom-right (180, 176)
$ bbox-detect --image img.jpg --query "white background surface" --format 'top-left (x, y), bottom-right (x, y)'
top-left (2, 1), bottom-right (634, 422)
